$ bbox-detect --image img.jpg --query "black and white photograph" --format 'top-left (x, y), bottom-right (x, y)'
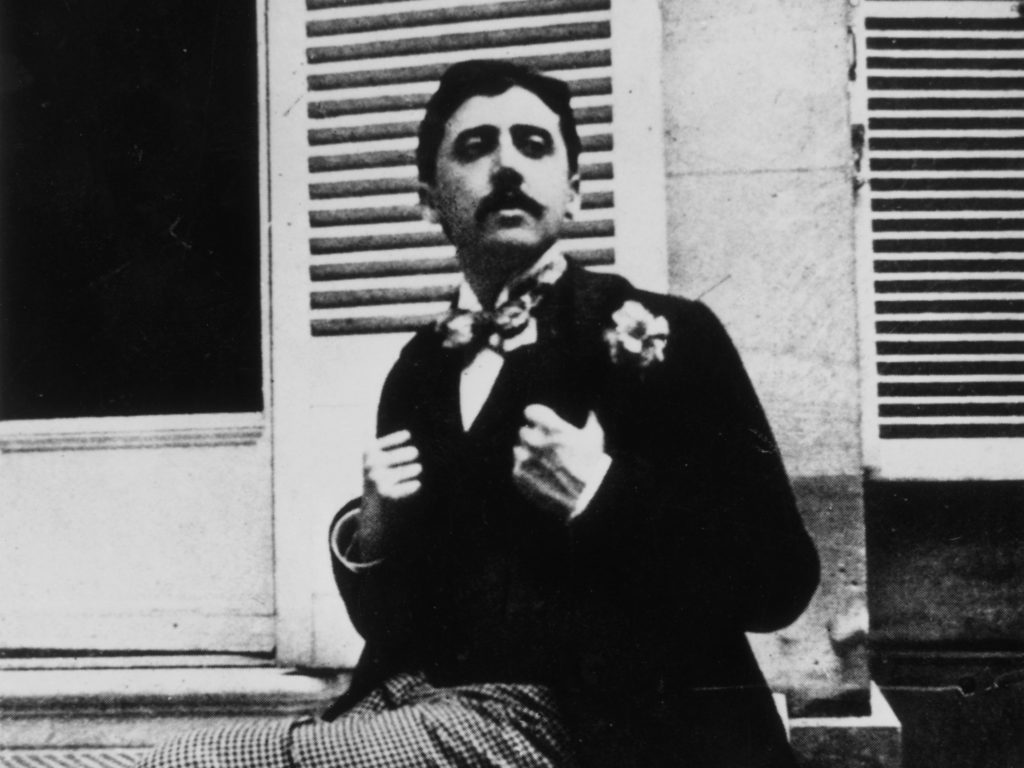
top-left (1, 1), bottom-right (1023, 767)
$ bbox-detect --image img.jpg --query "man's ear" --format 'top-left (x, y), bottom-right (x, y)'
top-left (418, 183), bottom-right (440, 225)
top-left (564, 173), bottom-right (582, 221)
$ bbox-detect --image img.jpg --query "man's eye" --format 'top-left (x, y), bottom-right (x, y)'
top-left (455, 133), bottom-right (493, 160)
top-left (517, 133), bottom-right (552, 159)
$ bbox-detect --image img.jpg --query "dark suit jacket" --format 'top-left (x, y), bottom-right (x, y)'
top-left (327, 263), bottom-right (820, 768)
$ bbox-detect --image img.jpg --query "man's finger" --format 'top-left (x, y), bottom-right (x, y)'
top-left (517, 424), bottom-right (550, 449)
top-left (389, 479), bottom-right (422, 500)
top-left (371, 462), bottom-right (419, 485)
top-left (379, 445), bottom-right (420, 466)
top-left (364, 446), bottom-right (419, 476)
top-left (389, 462), bottom-right (423, 483)
top-left (523, 404), bottom-right (570, 433)
top-left (513, 448), bottom-right (551, 482)
top-left (375, 469), bottom-right (422, 497)
top-left (377, 429), bottom-right (413, 449)
top-left (512, 455), bottom-right (543, 489)
top-left (582, 410), bottom-right (604, 444)
top-left (512, 444), bottom-right (531, 470)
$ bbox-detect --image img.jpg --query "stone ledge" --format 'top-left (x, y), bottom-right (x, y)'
top-left (0, 666), bottom-right (351, 715)
top-left (0, 667), bottom-right (350, 749)
top-left (0, 748), bottom-right (147, 768)
top-left (2, 668), bottom-right (900, 764)
top-left (789, 684), bottom-right (902, 768)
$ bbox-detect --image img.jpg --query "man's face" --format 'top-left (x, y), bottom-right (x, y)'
top-left (420, 86), bottom-right (581, 276)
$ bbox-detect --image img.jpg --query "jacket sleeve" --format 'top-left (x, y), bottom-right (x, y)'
top-left (569, 299), bottom-right (819, 633)
top-left (329, 345), bottom-right (435, 647)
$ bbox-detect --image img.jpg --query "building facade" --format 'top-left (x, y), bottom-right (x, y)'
top-left (3, 0), bottom-right (1023, 762)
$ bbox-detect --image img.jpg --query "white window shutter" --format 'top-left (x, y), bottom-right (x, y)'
top-left (854, 0), bottom-right (1024, 478)
top-left (304, 0), bottom-right (616, 336)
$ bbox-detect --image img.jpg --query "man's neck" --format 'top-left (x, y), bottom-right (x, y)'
top-left (462, 271), bottom-right (508, 311)
top-left (455, 246), bottom-right (567, 314)
top-left (457, 244), bottom-right (559, 310)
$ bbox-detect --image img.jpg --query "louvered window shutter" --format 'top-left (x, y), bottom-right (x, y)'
top-left (854, 0), bottom-right (1024, 478)
top-left (304, 0), bottom-right (615, 336)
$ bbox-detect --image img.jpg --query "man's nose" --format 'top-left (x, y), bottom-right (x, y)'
top-left (491, 136), bottom-right (525, 187)
top-left (492, 165), bottom-right (523, 190)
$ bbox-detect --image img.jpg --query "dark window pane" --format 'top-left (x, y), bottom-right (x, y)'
top-left (0, 0), bottom-right (262, 419)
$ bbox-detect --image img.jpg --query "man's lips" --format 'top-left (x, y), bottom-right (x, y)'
top-left (475, 190), bottom-right (545, 223)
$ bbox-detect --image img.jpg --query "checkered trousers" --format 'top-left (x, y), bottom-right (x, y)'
top-left (134, 672), bottom-right (576, 768)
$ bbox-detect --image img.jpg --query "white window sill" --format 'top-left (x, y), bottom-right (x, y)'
top-left (0, 412), bottom-right (265, 453)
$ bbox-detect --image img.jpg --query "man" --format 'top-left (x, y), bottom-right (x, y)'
top-left (327, 59), bottom-right (818, 767)
top-left (138, 59), bottom-right (818, 768)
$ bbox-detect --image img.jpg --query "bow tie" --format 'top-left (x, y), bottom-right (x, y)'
top-left (436, 263), bottom-right (561, 352)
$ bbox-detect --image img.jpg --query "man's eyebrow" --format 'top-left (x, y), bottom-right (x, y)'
top-left (511, 124), bottom-right (553, 137)
top-left (453, 125), bottom-right (496, 141)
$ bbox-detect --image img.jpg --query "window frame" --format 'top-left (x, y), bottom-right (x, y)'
top-left (0, 0), bottom-right (275, 658)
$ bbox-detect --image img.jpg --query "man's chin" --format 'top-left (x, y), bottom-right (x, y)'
top-left (465, 233), bottom-right (551, 275)
top-left (480, 231), bottom-right (551, 260)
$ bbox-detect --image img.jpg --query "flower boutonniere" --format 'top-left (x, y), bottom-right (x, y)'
top-left (436, 309), bottom-right (479, 349)
top-left (604, 300), bottom-right (670, 369)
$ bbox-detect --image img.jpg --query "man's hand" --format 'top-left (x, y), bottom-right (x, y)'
top-left (358, 430), bottom-right (422, 559)
top-left (513, 404), bottom-right (607, 516)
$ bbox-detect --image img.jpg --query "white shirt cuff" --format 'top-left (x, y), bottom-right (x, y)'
top-left (330, 507), bottom-right (386, 572)
top-left (569, 453), bottom-right (612, 519)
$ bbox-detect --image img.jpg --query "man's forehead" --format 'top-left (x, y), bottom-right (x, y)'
top-left (443, 86), bottom-right (562, 136)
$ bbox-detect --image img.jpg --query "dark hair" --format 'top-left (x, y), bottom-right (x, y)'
top-left (416, 59), bottom-right (581, 184)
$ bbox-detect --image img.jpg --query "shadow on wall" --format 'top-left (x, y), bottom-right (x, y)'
top-left (866, 480), bottom-right (1024, 768)
top-left (866, 479), bottom-right (1024, 656)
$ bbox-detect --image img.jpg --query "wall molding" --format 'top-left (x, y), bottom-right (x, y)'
top-left (0, 413), bottom-right (265, 453)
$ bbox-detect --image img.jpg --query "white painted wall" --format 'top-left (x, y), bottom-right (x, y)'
top-left (0, 416), bottom-right (274, 652)
top-left (658, 0), bottom-right (869, 711)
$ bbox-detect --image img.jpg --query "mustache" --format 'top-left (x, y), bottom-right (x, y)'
top-left (475, 189), bottom-right (545, 223)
